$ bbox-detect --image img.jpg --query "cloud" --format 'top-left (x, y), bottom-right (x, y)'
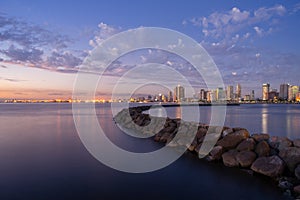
top-left (4, 78), bottom-right (27, 82)
top-left (0, 14), bottom-right (70, 49)
top-left (1, 45), bottom-right (43, 63)
top-left (46, 51), bottom-right (82, 70)
top-left (89, 22), bottom-right (121, 47)
top-left (253, 26), bottom-right (263, 37)
top-left (254, 5), bottom-right (286, 20)
top-left (186, 4), bottom-right (287, 44)
top-left (292, 3), bottom-right (300, 14)
top-left (0, 13), bottom-right (85, 73)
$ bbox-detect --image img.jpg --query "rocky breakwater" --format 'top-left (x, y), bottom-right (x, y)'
top-left (114, 106), bottom-right (300, 199)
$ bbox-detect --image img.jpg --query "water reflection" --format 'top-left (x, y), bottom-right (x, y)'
top-left (262, 106), bottom-right (268, 134)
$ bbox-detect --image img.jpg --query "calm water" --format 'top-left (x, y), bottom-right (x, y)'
top-left (0, 103), bottom-right (297, 200)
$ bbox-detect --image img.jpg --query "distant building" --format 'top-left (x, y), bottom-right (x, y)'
top-left (244, 95), bottom-right (251, 101)
top-left (251, 90), bottom-right (255, 100)
top-left (206, 91), bottom-right (212, 102)
top-left (174, 85), bottom-right (185, 102)
top-left (268, 91), bottom-right (279, 101)
top-left (216, 87), bottom-right (225, 101)
top-left (288, 85), bottom-right (299, 101)
top-left (296, 92), bottom-right (300, 102)
top-left (168, 91), bottom-right (173, 102)
top-left (262, 83), bottom-right (270, 101)
top-left (279, 83), bottom-right (289, 100)
top-left (226, 85), bottom-right (234, 101)
top-left (209, 90), bottom-right (217, 102)
top-left (236, 84), bottom-right (242, 99)
top-left (200, 89), bottom-right (207, 101)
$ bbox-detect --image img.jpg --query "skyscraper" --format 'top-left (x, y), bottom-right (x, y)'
top-left (279, 83), bottom-right (289, 100)
top-left (200, 89), bottom-right (206, 101)
top-left (236, 84), bottom-right (241, 99)
top-left (216, 87), bottom-right (225, 101)
top-left (262, 83), bottom-right (270, 101)
top-left (226, 85), bottom-right (234, 100)
top-left (168, 91), bottom-right (173, 102)
top-left (174, 85), bottom-right (185, 102)
top-left (251, 90), bottom-right (255, 100)
top-left (288, 85), bottom-right (299, 101)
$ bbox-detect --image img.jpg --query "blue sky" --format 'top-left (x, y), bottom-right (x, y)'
top-left (0, 0), bottom-right (300, 99)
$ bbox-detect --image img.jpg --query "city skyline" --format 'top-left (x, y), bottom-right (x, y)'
top-left (1, 1), bottom-right (300, 99)
top-left (3, 81), bottom-right (299, 103)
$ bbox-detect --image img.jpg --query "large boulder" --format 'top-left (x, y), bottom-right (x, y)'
top-left (255, 140), bottom-right (270, 157)
top-left (236, 138), bottom-right (256, 151)
top-left (295, 164), bottom-right (300, 180)
top-left (222, 150), bottom-right (239, 167)
top-left (251, 155), bottom-right (285, 178)
top-left (236, 151), bottom-right (257, 168)
top-left (222, 128), bottom-right (233, 137)
top-left (207, 146), bottom-right (223, 161)
top-left (293, 139), bottom-right (300, 148)
top-left (268, 136), bottom-right (292, 150)
top-left (217, 129), bottom-right (249, 150)
top-left (251, 133), bottom-right (270, 142)
top-left (279, 147), bottom-right (300, 172)
top-left (294, 185), bottom-right (300, 194)
top-left (196, 128), bottom-right (207, 145)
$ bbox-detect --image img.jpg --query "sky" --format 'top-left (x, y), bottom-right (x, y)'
top-left (0, 0), bottom-right (300, 99)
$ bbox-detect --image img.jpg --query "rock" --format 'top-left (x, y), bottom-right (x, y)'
top-left (255, 140), bottom-right (270, 157)
top-left (222, 150), bottom-right (239, 167)
top-left (269, 148), bottom-right (279, 156)
top-left (294, 185), bottom-right (300, 194)
top-left (279, 147), bottom-right (300, 172)
top-left (236, 138), bottom-right (256, 151)
top-left (251, 155), bottom-right (285, 177)
top-left (217, 129), bottom-right (249, 150)
top-left (222, 128), bottom-right (233, 137)
top-left (154, 135), bottom-right (161, 142)
top-left (295, 164), bottom-right (300, 180)
top-left (268, 136), bottom-right (292, 150)
top-left (207, 146), bottom-right (223, 161)
top-left (194, 143), bottom-right (203, 153)
top-left (233, 127), bottom-right (247, 132)
top-left (251, 133), bottom-right (270, 142)
top-left (294, 139), bottom-right (300, 148)
top-left (236, 151), bottom-right (257, 168)
top-left (196, 128), bottom-right (207, 143)
top-left (278, 180), bottom-right (293, 190)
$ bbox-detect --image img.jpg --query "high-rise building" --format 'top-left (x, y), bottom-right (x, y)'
top-left (288, 85), bottom-right (299, 101)
top-left (174, 85), bottom-right (185, 102)
top-left (168, 91), bottom-right (173, 102)
top-left (226, 85), bottom-right (234, 101)
top-left (279, 83), bottom-right (289, 100)
top-left (236, 84), bottom-right (242, 99)
top-left (296, 92), bottom-right (300, 102)
top-left (244, 95), bottom-right (251, 101)
top-left (206, 91), bottom-right (212, 102)
top-left (216, 87), bottom-right (225, 101)
top-left (251, 90), bottom-right (255, 100)
top-left (262, 83), bottom-right (270, 101)
top-left (268, 90), bottom-right (279, 101)
top-left (209, 90), bottom-right (217, 102)
top-left (200, 89), bottom-right (206, 101)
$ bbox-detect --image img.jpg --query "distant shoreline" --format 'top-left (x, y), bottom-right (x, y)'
top-left (0, 101), bottom-right (299, 105)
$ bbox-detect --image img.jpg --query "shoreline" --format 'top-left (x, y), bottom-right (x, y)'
top-left (0, 101), bottom-right (299, 105)
top-left (114, 106), bottom-right (300, 199)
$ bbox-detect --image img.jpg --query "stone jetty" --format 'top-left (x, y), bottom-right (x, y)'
top-left (114, 106), bottom-right (300, 199)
